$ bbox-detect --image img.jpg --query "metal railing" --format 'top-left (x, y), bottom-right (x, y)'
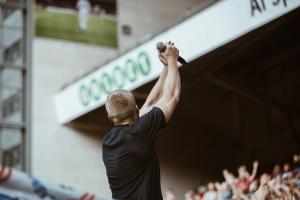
top-left (0, 165), bottom-right (111, 200)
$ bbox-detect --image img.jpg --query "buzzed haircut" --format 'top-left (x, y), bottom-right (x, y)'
top-left (105, 89), bottom-right (136, 121)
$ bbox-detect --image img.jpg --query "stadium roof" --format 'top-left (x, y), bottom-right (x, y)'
top-left (54, 0), bottom-right (300, 124)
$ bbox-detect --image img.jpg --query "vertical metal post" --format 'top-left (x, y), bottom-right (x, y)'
top-left (0, 68), bottom-right (2, 122)
top-left (0, 67), bottom-right (2, 152)
top-left (24, 0), bottom-right (33, 173)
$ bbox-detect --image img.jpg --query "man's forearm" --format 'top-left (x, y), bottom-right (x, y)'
top-left (154, 44), bottom-right (181, 122)
top-left (250, 167), bottom-right (258, 181)
top-left (143, 66), bottom-right (168, 106)
top-left (162, 59), bottom-right (180, 98)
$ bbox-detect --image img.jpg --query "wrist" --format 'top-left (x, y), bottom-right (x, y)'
top-left (166, 57), bottom-right (177, 65)
top-left (166, 56), bottom-right (176, 63)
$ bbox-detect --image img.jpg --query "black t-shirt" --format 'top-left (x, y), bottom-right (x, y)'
top-left (102, 107), bottom-right (166, 200)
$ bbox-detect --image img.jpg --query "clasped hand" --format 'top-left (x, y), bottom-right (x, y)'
top-left (158, 41), bottom-right (179, 66)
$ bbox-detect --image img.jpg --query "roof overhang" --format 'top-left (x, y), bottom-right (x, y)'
top-left (54, 0), bottom-right (300, 124)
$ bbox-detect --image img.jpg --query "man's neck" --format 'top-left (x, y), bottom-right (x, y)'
top-left (114, 117), bottom-right (137, 126)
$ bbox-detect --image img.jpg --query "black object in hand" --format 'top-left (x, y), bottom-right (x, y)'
top-left (156, 42), bottom-right (187, 65)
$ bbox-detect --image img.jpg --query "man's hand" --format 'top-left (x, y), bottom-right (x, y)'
top-left (158, 52), bottom-right (168, 66)
top-left (161, 42), bottom-right (179, 64)
top-left (254, 183), bottom-right (280, 200)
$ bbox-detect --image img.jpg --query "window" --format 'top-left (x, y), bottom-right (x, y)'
top-left (0, 128), bottom-right (23, 169)
top-left (0, 7), bottom-right (24, 65)
top-left (4, 39), bottom-right (23, 65)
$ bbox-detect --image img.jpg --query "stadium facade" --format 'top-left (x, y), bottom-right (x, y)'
top-left (1, 0), bottom-right (299, 198)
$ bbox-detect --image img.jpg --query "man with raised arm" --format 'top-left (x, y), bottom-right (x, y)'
top-left (102, 41), bottom-right (181, 200)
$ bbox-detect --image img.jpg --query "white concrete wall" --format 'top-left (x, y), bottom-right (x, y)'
top-left (117, 0), bottom-right (217, 52)
top-left (32, 38), bottom-right (117, 197)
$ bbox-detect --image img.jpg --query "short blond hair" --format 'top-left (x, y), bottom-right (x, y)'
top-left (105, 89), bottom-right (136, 120)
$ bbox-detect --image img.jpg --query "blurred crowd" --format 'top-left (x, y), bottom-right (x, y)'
top-left (164, 155), bottom-right (300, 200)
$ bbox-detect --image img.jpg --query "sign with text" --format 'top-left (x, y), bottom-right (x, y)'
top-left (54, 0), bottom-right (300, 124)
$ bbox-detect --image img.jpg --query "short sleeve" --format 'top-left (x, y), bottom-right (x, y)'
top-left (133, 107), bottom-right (166, 139)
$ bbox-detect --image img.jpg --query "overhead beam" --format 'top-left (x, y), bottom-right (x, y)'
top-left (0, 123), bottom-right (25, 130)
top-left (170, 117), bottom-right (243, 147)
top-left (239, 45), bottom-right (300, 74)
top-left (0, 2), bottom-right (27, 9)
top-left (205, 75), bottom-right (300, 115)
top-left (183, 14), bottom-right (288, 90)
top-left (0, 63), bottom-right (25, 70)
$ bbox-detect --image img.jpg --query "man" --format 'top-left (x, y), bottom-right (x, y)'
top-left (102, 41), bottom-right (181, 200)
top-left (77, 0), bottom-right (91, 30)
